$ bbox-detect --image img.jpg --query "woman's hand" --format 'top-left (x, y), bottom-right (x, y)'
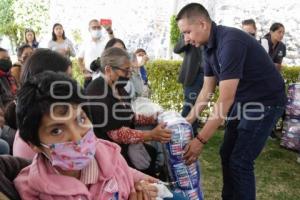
top-left (149, 123), bottom-right (172, 143)
top-left (129, 180), bottom-right (158, 200)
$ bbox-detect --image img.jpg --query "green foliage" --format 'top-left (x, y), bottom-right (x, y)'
top-left (170, 15), bottom-right (180, 47)
top-left (0, 0), bottom-right (50, 49)
top-left (13, 0), bottom-right (50, 35)
top-left (282, 66), bottom-right (300, 85)
top-left (147, 60), bottom-right (300, 113)
top-left (71, 59), bottom-right (84, 86)
top-left (146, 60), bottom-right (183, 111)
top-left (0, 0), bottom-right (20, 47)
top-left (71, 29), bottom-right (83, 44)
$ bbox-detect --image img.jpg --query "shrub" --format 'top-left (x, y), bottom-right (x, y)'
top-left (146, 60), bottom-right (300, 113)
top-left (146, 60), bottom-right (183, 111)
top-left (282, 66), bottom-right (300, 85)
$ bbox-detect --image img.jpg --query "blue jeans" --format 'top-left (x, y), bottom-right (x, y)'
top-left (181, 73), bottom-right (203, 136)
top-left (220, 104), bottom-right (284, 200)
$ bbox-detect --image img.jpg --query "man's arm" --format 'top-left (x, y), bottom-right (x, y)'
top-left (197, 79), bottom-right (239, 141)
top-left (184, 79), bottom-right (239, 164)
top-left (186, 76), bottom-right (217, 124)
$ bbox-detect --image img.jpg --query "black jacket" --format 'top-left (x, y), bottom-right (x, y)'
top-left (173, 34), bottom-right (204, 87)
top-left (0, 155), bottom-right (30, 200)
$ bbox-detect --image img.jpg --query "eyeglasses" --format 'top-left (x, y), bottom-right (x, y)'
top-left (91, 26), bottom-right (101, 30)
top-left (112, 66), bottom-right (132, 75)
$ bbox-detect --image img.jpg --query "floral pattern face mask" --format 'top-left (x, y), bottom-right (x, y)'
top-left (41, 128), bottom-right (97, 170)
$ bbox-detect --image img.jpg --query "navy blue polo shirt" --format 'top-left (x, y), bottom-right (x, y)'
top-left (204, 22), bottom-right (286, 106)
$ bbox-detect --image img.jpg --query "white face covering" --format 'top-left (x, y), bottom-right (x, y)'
top-left (90, 30), bottom-right (102, 39)
top-left (136, 56), bottom-right (143, 65)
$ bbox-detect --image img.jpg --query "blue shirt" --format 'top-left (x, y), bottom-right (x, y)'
top-left (204, 22), bottom-right (286, 106)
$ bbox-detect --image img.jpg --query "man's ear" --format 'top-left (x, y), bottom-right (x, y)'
top-left (28, 143), bottom-right (43, 153)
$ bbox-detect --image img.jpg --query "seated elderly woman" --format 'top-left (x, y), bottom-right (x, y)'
top-left (85, 47), bottom-right (172, 177)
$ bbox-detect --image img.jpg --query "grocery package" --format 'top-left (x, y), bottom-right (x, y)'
top-left (158, 111), bottom-right (204, 200)
top-left (285, 83), bottom-right (300, 118)
top-left (280, 117), bottom-right (300, 151)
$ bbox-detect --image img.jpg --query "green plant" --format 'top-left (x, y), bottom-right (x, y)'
top-left (146, 60), bottom-right (183, 111)
top-left (71, 59), bottom-right (84, 86)
top-left (170, 15), bottom-right (180, 47)
top-left (282, 66), bottom-right (300, 85)
top-left (0, 0), bottom-right (49, 50)
top-left (147, 60), bottom-right (300, 113)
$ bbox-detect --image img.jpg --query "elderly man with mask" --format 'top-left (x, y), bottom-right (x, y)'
top-left (78, 19), bottom-right (114, 88)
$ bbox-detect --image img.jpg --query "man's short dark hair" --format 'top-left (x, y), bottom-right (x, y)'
top-left (17, 44), bottom-right (32, 58)
top-left (89, 19), bottom-right (99, 27)
top-left (16, 71), bottom-right (86, 147)
top-left (176, 3), bottom-right (211, 22)
top-left (242, 19), bottom-right (257, 30)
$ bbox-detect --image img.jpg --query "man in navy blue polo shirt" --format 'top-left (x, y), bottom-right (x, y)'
top-left (176, 3), bottom-right (286, 200)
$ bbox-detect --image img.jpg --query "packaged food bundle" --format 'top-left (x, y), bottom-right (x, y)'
top-left (285, 99), bottom-right (300, 117)
top-left (158, 111), bottom-right (204, 200)
top-left (287, 83), bottom-right (300, 100)
top-left (281, 117), bottom-right (300, 151)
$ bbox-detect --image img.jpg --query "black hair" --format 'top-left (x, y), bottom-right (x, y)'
top-left (17, 44), bottom-right (33, 58)
top-left (0, 47), bottom-right (7, 53)
top-left (270, 22), bottom-right (284, 32)
top-left (176, 3), bottom-right (211, 22)
top-left (242, 19), bottom-right (257, 30)
top-left (25, 28), bottom-right (37, 44)
top-left (104, 38), bottom-right (127, 50)
top-left (90, 57), bottom-right (101, 72)
top-left (52, 23), bottom-right (66, 41)
top-left (20, 48), bottom-right (71, 86)
top-left (135, 48), bottom-right (147, 54)
top-left (16, 71), bottom-right (86, 146)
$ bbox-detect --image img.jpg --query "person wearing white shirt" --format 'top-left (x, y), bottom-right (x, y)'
top-left (78, 19), bottom-right (114, 88)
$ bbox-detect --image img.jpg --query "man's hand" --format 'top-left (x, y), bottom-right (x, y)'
top-left (183, 138), bottom-right (204, 165)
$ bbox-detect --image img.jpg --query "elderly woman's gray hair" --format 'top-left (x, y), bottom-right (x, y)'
top-left (100, 47), bottom-right (130, 72)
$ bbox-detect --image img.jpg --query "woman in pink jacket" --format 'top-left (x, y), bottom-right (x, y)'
top-left (14, 71), bottom-right (157, 199)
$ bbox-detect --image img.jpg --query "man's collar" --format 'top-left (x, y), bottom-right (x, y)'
top-left (205, 21), bottom-right (217, 50)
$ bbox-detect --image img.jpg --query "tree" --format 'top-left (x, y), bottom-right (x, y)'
top-left (0, 0), bottom-right (49, 52)
top-left (0, 0), bottom-right (22, 51)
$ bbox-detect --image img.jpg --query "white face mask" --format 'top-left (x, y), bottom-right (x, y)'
top-left (90, 30), bottom-right (102, 39)
top-left (136, 56), bottom-right (143, 65)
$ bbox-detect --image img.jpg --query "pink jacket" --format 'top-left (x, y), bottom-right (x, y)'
top-left (14, 139), bottom-right (146, 200)
top-left (13, 131), bottom-right (36, 159)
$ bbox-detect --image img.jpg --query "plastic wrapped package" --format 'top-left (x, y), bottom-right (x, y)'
top-left (158, 111), bottom-right (204, 200)
top-left (280, 117), bottom-right (300, 151)
top-left (285, 99), bottom-right (300, 117)
top-left (287, 83), bottom-right (300, 100)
